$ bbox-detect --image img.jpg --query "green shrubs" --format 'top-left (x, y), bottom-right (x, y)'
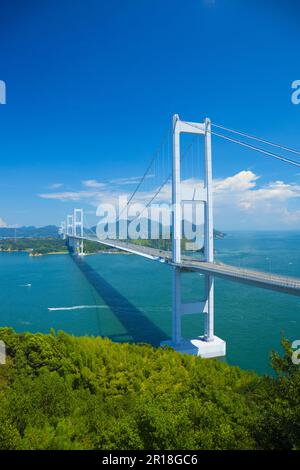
top-left (0, 328), bottom-right (299, 450)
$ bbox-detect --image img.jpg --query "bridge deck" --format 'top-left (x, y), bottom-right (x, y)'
top-left (70, 235), bottom-right (300, 297)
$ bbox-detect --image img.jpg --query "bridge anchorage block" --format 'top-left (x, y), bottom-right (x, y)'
top-left (161, 336), bottom-right (226, 359)
top-left (191, 336), bottom-right (226, 358)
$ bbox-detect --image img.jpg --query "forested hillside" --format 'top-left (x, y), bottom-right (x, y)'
top-left (0, 226), bottom-right (59, 238)
top-left (0, 238), bottom-right (114, 255)
top-left (0, 238), bottom-right (68, 255)
top-left (0, 329), bottom-right (299, 450)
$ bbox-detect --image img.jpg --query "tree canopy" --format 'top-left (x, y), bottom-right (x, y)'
top-left (0, 328), bottom-right (299, 450)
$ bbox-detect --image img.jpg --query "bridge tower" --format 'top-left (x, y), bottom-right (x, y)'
top-left (66, 214), bottom-right (74, 250)
top-left (73, 208), bottom-right (84, 256)
top-left (162, 114), bottom-right (226, 358)
top-left (59, 221), bottom-right (66, 240)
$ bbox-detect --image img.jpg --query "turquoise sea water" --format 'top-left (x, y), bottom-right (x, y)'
top-left (0, 231), bottom-right (299, 375)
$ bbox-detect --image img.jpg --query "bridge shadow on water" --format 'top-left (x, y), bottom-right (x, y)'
top-left (71, 255), bottom-right (167, 345)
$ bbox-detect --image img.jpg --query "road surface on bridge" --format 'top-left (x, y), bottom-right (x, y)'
top-left (70, 235), bottom-right (300, 297)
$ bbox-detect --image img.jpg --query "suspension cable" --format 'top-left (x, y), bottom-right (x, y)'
top-left (181, 121), bottom-right (300, 168)
top-left (83, 214), bottom-right (98, 238)
top-left (122, 136), bottom-right (198, 226)
top-left (211, 130), bottom-right (300, 168)
top-left (116, 130), bottom-right (171, 222)
top-left (127, 173), bottom-right (172, 225)
top-left (212, 123), bottom-right (300, 157)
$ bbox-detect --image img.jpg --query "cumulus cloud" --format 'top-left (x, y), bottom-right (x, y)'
top-left (214, 171), bottom-right (259, 193)
top-left (212, 171), bottom-right (300, 228)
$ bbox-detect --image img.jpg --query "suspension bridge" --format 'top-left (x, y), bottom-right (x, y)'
top-left (60, 114), bottom-right (300, 358)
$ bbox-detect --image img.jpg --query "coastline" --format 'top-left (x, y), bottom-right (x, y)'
top-left (0, 249), bottom-right (128, 256)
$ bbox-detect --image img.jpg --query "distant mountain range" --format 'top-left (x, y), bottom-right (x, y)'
top-left (0, 225), bottom-right (59, 238)
top-left (0, 223), bottom-right (225, 240)
top-left (90, 221), bottom-right (225, 240)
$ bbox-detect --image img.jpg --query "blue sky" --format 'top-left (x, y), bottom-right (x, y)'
top-left (0, 0), bottom-right (300, 230)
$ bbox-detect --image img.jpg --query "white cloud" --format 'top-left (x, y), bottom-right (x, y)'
top-left (110, 175), bottom-right (154, 185)
top-left (38, 190), bottom-right (100, 202)
top-left (48, 183), bottom-right (64, 189)
top-left (214, 171), bottom-right (259, 193)
top-left (212, 171), bottom-right (300, 229)
top-left (82, 179), bottom-right (106, 189)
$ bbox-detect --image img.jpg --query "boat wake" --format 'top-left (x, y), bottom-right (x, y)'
top-left (48, 305), bottom-right (107, 311)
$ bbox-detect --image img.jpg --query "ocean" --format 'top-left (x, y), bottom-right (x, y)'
top-left (0, 231), bottom-right (299, 375)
